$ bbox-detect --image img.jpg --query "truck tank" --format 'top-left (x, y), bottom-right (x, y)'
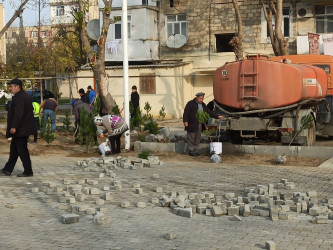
top-left (213, 56), bottom-right (327, 111)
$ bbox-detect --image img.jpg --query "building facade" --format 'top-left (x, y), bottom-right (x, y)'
top-left (62, 0), bottom-right (333, 118)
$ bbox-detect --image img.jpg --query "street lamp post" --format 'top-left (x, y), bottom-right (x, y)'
top-left (122, 0), bottom-right (130, 150)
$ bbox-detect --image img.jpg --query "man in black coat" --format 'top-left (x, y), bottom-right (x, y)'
top-left (1, 78), bottom-right (36, 177)
top-left (79, 88), bottom-right (90, 104)
top-left (130, 85), bottom-right (140, 127)
top-left (183, 92), bottom-right (223, 156)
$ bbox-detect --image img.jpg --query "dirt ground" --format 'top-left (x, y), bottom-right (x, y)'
top-left (0, 127), bottom-right (326, 168)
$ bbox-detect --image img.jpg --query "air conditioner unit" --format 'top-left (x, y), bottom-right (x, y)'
top-left (297, 4), bottom-right (314, 18)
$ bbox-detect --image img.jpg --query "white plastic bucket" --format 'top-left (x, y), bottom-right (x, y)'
top-left (98, 142), bottom-right (111, 156)
top-left (210, 142), bottom-right (222, 155)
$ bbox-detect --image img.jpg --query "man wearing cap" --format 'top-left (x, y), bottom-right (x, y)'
top-left (1, 78), bottom-right (36, 177)
top-left (183, 92), bottom-right (222, 156)
top-left (87, 85), bottom-right (96, 105)
top-left (130, 85), bottom-right (140, 127)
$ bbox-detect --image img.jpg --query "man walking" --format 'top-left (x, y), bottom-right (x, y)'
top-left (183, 92), bottom-right (222, 156)
top-left (130, 85), bottom-right (140, 127)
top-left (1, 78), bottom-right (36, 177)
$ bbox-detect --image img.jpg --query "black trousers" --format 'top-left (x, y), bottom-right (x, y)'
top-left (109, 134), bottom-right (121, 154)
top-left (4, 136), bottom-right (33, 175)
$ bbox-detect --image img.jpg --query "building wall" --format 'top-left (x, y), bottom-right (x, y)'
top-left (58, 64), bottom-right (212, 119)
top-left (105, 7), bottom-right (159, 61)
top-left (6, 25), bottom-right (52, 47)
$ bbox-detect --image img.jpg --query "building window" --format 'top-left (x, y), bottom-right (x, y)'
top-left (32, 31), bottom-right (38, 38)
top-left (315, 5), bottom-right (333, 33)
top-left (261, 5), bottom-right (292, 42)
top-left (41, 31), bottom-right (46, 38)
top-left (142, 0), bottom-right (148, 5)
top-left (140, 74), bottom-right (156, 94)
top-left (166, 14), bottom-right (187, 38)
top-left (56, 6), bottom-right (65, 16)
top-left (215, 34), bottom-right (234, 53)
top-left (114, 15), bottom-right (131, 40)
top-left (12, 31), bottom-right (17, 38)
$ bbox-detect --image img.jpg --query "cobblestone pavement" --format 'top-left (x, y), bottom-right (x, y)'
top-left (1, 154), bottom-right (333, 250)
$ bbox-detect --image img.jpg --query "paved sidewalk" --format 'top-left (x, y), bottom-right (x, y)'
top-left (1, 154), bottom-right (333, 249)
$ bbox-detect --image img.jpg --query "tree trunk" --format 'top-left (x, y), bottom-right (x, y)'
top-left (260, 0), bottom-right (288, 56)
top-left (78, 0), bottom-right (116, 114)
top-left (0, 0), bottom-right (30, 38)
top-left (230, 0), bottom-right (244, 61)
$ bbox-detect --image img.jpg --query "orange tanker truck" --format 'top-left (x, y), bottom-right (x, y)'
top-left (213, 54), bottom-right (332, 145)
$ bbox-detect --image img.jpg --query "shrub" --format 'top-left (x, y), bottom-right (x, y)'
top-left (138, 151), bottom-right (150, 159)
top-left (62, 110), bottom-right (72, 131)
top-left (79, 107), bottom-right (97, 152)
top-left (138, 134), bottom-right (146, 142)
top-left (158, 105), bottom-right (166, 120)
top-left (42, 120), bottom-right (56, 145)
top-left (144, 120), bottom-right (159, 134)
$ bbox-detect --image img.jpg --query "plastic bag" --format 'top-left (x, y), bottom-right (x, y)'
top-left (210, 154), bottom-right (222, 163)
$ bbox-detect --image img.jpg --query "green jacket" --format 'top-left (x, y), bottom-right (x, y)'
top-left (32, 102), bottom-right (40, 118)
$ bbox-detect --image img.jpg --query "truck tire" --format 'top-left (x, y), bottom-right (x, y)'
top-left (231, 132), bottom-right (243, 144)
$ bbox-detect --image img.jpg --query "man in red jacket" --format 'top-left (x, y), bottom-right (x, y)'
top-left (183, 92), bottom-right (222, 156)
top-left (1, 79), bottom-right (36, 177)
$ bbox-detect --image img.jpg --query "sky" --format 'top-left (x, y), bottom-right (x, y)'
top-left (3, 0), bottom-right (50, 27)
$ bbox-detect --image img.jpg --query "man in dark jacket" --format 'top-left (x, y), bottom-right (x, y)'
top-left (130, 85), bottom-right (140, 127)
top-left (183, 92), bottom-right (222, 156)
top-left (1, 78), bottom-right (36, 177)
top-left (79, 88), bottom-right (90, 104)
top-left (72, 99), bottom-right (93, 125)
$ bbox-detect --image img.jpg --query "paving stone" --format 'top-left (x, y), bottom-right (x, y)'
top-left (75, 193), bottom-right (85, 202)
top-left (232, 215), bottom-right (242, 221)
top-left (259, 210), bottom-right (270, 217)
top-left (196, 205), bottom-right (207, 214)
top-left (137, 202), bottom-right (146, 208)
top-left (301, 200), bottom-right (308, 213)
top-left (307, 191), bottom-right (317, 198)
top-left (271, 213), bottom-right (279, 222)
top-left (315, 216), bottom-right (328, 224)
top-left (270, 205), bottom-right (281, 215)
top-left (82, 187), bottom-right (90, 195)
top-left (61, 214), bottom-right (79, 224)
top-left (121, 201), bottom-right (130, 208)
top-left (96, 199), bottom-right (105, 205)
top-left (31, 187), bottom-right (39, 193)
top-left (226, 201), bottom-right (233, 207)
top-left (133, 184), bottom-right (141, 188)
top-left (93, 213), bottom-right (111, 226)
top-left (69, 197), bottom-right (76, 204)
top-left (276, 183), bottom-right (284, 189)
top-left (296, 202), bottom-right (302, 213)
top-left (152, 198), bottom-right (159, 204)
top-left (90, 188), bottom-right (101, 195)
top-left (278, 212), bottom-right (291, 220)
top-left (240, 204), bottom-right (250, 217)
top-left (286, 183), bottom-right (295, 190)
top-left (265, 241), bottom-right (276, 250)
top-left (5, 203), bottom-right (18, 209)
top-left (309, 206), bottom-right (327, 216)
top-left (177, 208), bottom-right (192, 218)
top-left (156, 187), bottom-right (163, 193)
top-left (227, 206), bottom-right (239, 216)
top-left (103, 186), bottom-right (110, 191)
top-left (103, 193), bottom-right (112, 201)
top-left (78, 205), bottom-right (89, 212)
top-left (136, 188), bottom-right (143, 194)
top-left (77, 179), bottom-right (85, 185)
top-left (58, 204), bottom-right (69, 210)
top-left (152, 174), bottom-right (160, 179)
top-left (134, 163), bottom-right (144, 169)
top-left (211, 205), bottom-right (224, 217)
top-left (86, 208), bottom-right (96, 215)
top-left (225, 193), bottom-right (235, 199)
top-left (205, 208), bottom-right (212, 216)
top-left (130, 165), bottom-right (138, 170)
top-left (280, 205), bottom-right (290, 212)
top-left (164, 233), bottom-right (177, 240)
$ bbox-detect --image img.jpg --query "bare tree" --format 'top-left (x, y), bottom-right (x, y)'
top-left (260, 0), bottom-right (288, 56)
top-left (78, 0), bottom-right (116, 113)
top-left (229, 0), bottom-right (244, 61)
top-left (0, 0), bottom-right (30, 38)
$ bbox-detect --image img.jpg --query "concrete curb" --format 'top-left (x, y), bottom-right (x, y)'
top-left (318, 157), bottom-right (333, 168)
top-left (134, 141), bottom-right (333, 159)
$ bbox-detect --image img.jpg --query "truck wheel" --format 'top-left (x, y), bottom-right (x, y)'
top-left (306, 119), bottom-right (316, 146)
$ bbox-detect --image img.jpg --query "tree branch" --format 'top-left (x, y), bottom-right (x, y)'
top-left (0, 0), bottom-right (30, 38)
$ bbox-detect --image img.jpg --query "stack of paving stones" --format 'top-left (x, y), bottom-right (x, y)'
top-left (29, 156), bottom-right (162, 224)
top-left (154, 179), bottom-right (333, 224)
top-left (75, 155), bottom-right (162, 171)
